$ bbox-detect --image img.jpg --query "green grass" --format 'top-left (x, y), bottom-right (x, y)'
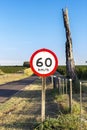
top-left (35, 87), bottom-right (87, 130)
top-left (0, 77), bottom-right (87, 129)
top-left (0, 66), bottom-right (87, 129)
top-left (57, 65), bottom-right (87, 80)
top-left (0, 68), bottom-right (33, 84)
top-left (35, 114), bottom-right (87, 130)
top-left (76, 65), bottom-right (87, 80)
top-left (0, 66), bottom-right (27, 73)
top-left (0, 65), bottom-right (87, 80)
top-left (57, 66), bottom-right (66, 76)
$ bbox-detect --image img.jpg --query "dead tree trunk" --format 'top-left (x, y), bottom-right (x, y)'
top-left (62, 8), bottom-right (77, 80)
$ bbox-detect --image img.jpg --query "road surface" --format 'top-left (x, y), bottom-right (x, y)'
top-left (0, 75), bottom-right (38, 103)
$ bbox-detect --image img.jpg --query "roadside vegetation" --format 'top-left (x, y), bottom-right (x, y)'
top-left (0, 65), bottom-right (87, 80)
top-left (57, 65), bottom-right (87, 80)
top-left (0, 78), bottom-right (42, 130)
top-left (76, 66), bottom-right (87, 80)
top-left (0, 66), bottom-right (26, 73)
top-left (35, 88), bottom-right (87, 130)
top-left (0, 68), bottom-right (33, 84)
top-left (0, 76), bottom-right (87, 129)
top-left (0, 66), bottom-right (87, 129)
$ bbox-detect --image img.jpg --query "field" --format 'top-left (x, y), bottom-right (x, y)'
top-left (0, 77), bottom-right (59, 130)
top-left (58, 65), bottom-right (87, 80)
top-left (0, 76), bottom-right (87, 129)
top-left (0, 66), bottom-right (26, 73)
top-left (0, 67), bottom-right (33, 84)
top-left (0, 66), bottom-right (87, 129)
top-left (0, 65), bottom-right (87, 80)
top-left (0, 80), bottom-right (41, 130)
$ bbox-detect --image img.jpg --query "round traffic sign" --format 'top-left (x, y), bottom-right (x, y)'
top-left (30, 48), bottom-right (58, 77)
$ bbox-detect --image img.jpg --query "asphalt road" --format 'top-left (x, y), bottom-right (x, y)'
top-left (0, 75), bottom-right (38, 103)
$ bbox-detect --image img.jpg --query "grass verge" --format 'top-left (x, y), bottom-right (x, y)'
top-left (35, 87), bottom-right (87, 130)
top-left (0, 76), bottom-right (87, 130)
top-left (0, 68), bottom-right (33, 84)
top-left (0, 78), bottom-right (41, 130)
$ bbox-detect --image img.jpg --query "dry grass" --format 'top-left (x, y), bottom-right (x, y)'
top-left (0, 68), bottom-right (33, 85)
top-left (0, 79), bottom-right (41, 130)
top-left (72, 82), bottom-right (87, 123)
top-left (0, 74), bottom-right (87, 129)
top-left (0, 77), bottom-right (58, 130)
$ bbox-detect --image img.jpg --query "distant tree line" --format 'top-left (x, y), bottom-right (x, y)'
top-left (23, 61), bottom-right (30, 67)
top-left (0, 66), bottom-right (25, 73)
top-left (57, 65), bottom-right (87, 80)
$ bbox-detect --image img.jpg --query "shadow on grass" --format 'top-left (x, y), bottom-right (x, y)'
top-left (0, 88), bottom-right (59, 130)
top-left (1, 118), bottom-right (38, 130)
top-left (0, 89), bottom-right (41, 103)
top-left (0, 76), bottom-right (60, 130)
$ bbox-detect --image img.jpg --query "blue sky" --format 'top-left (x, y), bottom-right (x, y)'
top-left (0, 0), bottom-right (87, 65)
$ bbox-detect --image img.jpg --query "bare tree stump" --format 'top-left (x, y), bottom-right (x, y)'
top-left (62, 8), bottom-right (77, 80)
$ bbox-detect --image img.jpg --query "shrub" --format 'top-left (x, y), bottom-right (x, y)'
top-left (57, 66), bottom-right (66, 76)
top-left (0, 69), bottom-right (4, 75)
top-left (57, 65), bottom-right (87, 80)
top-left (76, 66), bottom-right (87, 80)
top-left (0, 66), bottom-right (26, 73)
top-left (24, 68), bottom-right (33, 76)
top-left (23, 61), bottom-right (30, 67)
top-left (34, 114), bottom-right (86, 130)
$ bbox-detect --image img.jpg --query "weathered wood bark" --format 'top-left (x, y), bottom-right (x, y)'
top-left (62, 8), bottom-right (77, 80)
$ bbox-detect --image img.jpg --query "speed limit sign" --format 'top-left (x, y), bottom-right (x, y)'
top-left (30, 48), bottom-right (58, 77)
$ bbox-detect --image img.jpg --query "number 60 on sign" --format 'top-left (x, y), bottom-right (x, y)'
top-left (30, 48), bottom-right (58, 77)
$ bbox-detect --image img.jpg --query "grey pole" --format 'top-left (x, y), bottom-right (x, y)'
top-left (65, 79), bottom-right (67, 94)
top-left (53, 76), bottom-right (56, 89)
top-left (62, 79), bottom-right (64, 94)
top-left (42, 77), bottom-right (46, 122)
top-left (51, 75), bottom-right (54, 88)
top-left (58, 77), bottom-right (60, 94)
top-left (69, 79), bottom-right (72, 113)
top-left (58, 78), bottom-right (62, 94)
top-left (80, 82), bottom-right (82, 130)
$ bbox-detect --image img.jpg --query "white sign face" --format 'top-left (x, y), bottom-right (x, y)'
top-left (30, 48), bottom-right (58, 77)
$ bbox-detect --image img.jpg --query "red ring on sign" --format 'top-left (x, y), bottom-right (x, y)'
top-left (30, 48), bottom-right (58, 77)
